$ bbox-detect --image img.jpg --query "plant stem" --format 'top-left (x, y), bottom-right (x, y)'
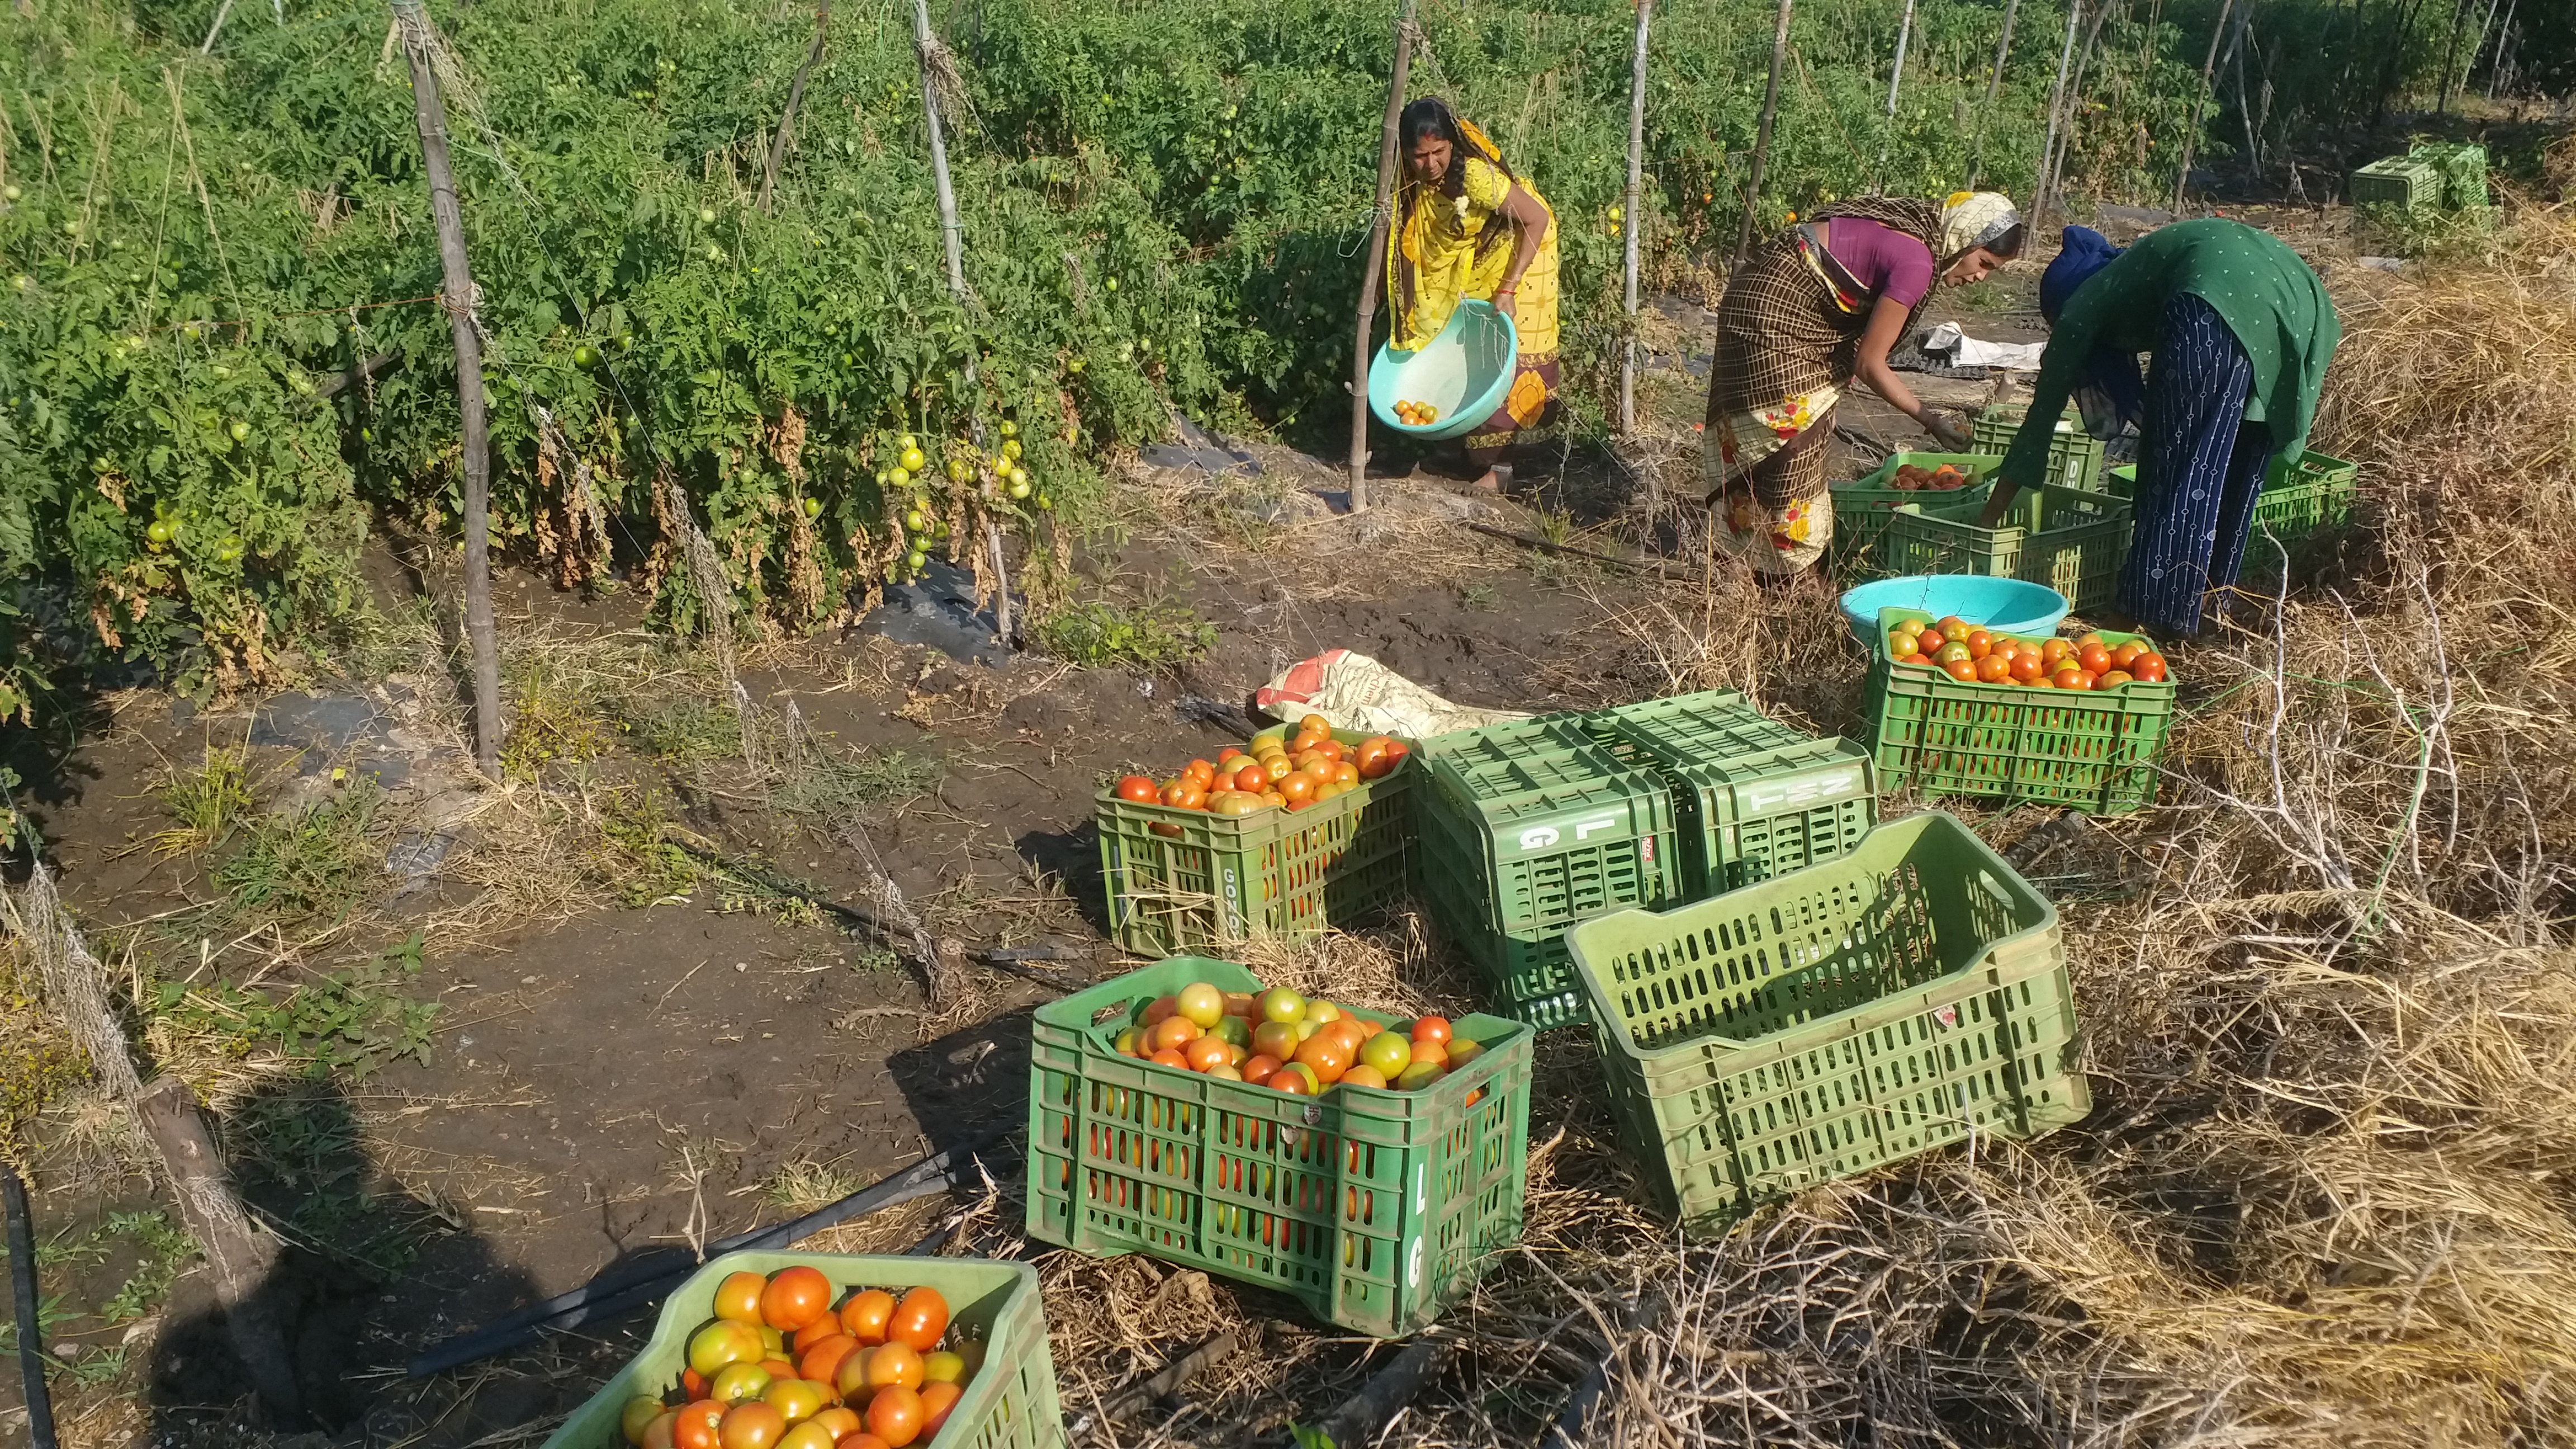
top-left (1347, 0), bottom-right (1418, 514)
top-left (1737, 0), bottom-right (1794, 264)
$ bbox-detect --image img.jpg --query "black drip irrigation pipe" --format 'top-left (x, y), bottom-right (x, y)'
top-left (405, 1128), bottom-right (1019, 1377)
top-left (2, 1165), bottom-right (59, 1449)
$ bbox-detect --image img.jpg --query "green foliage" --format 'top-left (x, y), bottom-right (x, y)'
top-left (152, 933), bottom-right (440, 1079)
top-left (501, 662), bottom-right (613, 780)
top-left (210, 779), bottom-right (383, 927)
top-left (156, 745), bottom-right (256, 853)
top-left (2, 0), bottom-right (2253, 705)
top-left (40, 1210), bottom-right (195, 1326)
top-left (1033, 597), bottom-right (1215, 670)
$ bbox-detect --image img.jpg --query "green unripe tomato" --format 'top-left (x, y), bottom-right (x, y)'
top-left (2, 185), bottom-right (18, 201)
top-left (998, 419), bottom-right (1019, 438)
top-left (840, 352), bottom-right (855, 368)
top-left (126, 271), bottom-right (143, 285)
top-left (1007, 478), bottom-right (1031, 500)
top-left (698, 207), bottom-right (717, 224)
top-left (228, 419), bottom-right (252, 443)
top-left (903, 508), bottom-right (927, 531)
top-left (886, 466), bottom-right (910, 489)
top-left (906, 548), bottom-right (928, 569)
top-left (1104, 276), bottom-right (1118, 292)
top-left (898, 446), bottom-right (927, 474)
top-left (289, 372), bottom-right (314, 396)
top-left (211, 364), bottom-right (231, 380)
top-left (802, 496), bottom-right (822, 519)
top-left (1001, 438), bottom-right (1023, 461)
top-left (572, 344), bottom-right (598, 367)
top-left (1036, 495), bottom-right (1053, 511)
top-left (898, 433), bottom-right (919, 451)
top-left (1067, 356), bottom-right (1083, 372)
top-left (146, 518), bottom-right (174, 544)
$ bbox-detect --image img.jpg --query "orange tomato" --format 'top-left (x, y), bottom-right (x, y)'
top-left (716, 1271), bottom-right (769, 1325)
top-left (864, 1386), bottom-right (925, 1448)
top-left (683, 1368), bottom-right (710, 1401)
top-left (1267, 1066), bottom-right (1313, 1095)
top-left (1185, 1036), bottom-right (1232, 1071)
top-left (643, 1413), bottom-right (681, 1449)
top-left (1142, 995), bottom-right (1177, 1025)
top-left (1185, 759), bottom-right (1217, 787)
top-left (887, 1289), bottom-right (948, 1354)
top-left (2009, 652), bottom-right (2044, 683)
top-left (718, 1403), bottom-right (787, 1449)
top-left (793, 1317), bottom-right (846, 1355)
top-left (776, 1426), bottom-right (837, 1449)
top-left (860, 1342), bottom-right (924, 1394)
top-left (2110, 641), bottom-right (2144, 669)
top-left (1216, 746), bottom-right (1244, 764)
top-left (2040, 638), bottom-right (2071, 667)
top-left (2074, 631), bottom-right (2106, 650)
top-left (841, 1438), bottom-right (891, 1449)
top-left (1975, 654), bottom-right (2011, 683)
top-left (1293, 1033), bottom-right (1351, 1084)
top-left (1341, 1063), bottom-right (1388, 1090)
top-left (1231, 763), bottom-right (1268, 793)
top-left (1299, 713), bottom-right (1333, 737)
top-left (675, 1401), bottom-right (728, 1449)
top-left (1223, 992), bottom-right (1257, 1017)
top-left (839, 1289), bottom-right (896, 1346)
top-left (2077, 643), bottom-right (2114, 675)
top-left (764, 1377), bottom-right (833, 1424)
top-left (1409, 1036), bottom-right (1450, 1069)
top-left (809, 1408), bottom-right (862, 1442)
top-left (799, 1334), bottom-right (860, 1388)
top-left (1150, 1016), bottom-right (1201, 1052)
top-left (1115, 774), bottom-right (1158, 803)
top-left (916, 1382), bottom-right (962, 1438)
top-left (1148, 1047), bottom-right (1188, 1068)
top-left (2097, 669), bottom-right (2135, 688)
top-left (761, 1267), bottom-right (834, 1333)
top-left (2052, 666), bottom-right (2087, 690)
top-left (1938, 615), bottom-right (1971, 637)
top-left (1964, 629), bottom-right (1993, 659)
top-left (1278, 771), bottom-right (1317, 805)
top-left (1945, 659), bottom-right (1978, 681)
top-left (1240, 1053), bottom-right (1282, 1082)
top-left (1412, 1016), bottom-right (1451, 1044)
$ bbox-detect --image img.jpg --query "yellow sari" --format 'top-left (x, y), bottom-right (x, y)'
top-left (1385, 121), bottom-right (1561, 362)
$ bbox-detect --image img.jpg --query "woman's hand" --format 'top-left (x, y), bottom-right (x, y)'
top-left (1922, 411), bottom-right (1971, 450)
top-left (1491, 285), bottom-right (1518, 318)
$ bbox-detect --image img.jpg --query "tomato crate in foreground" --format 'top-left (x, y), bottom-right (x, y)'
top-left (1415, 718), bottom-right (1681, 1027)
top-left (1025, 956), bottom-right (1533, 1337)
top-left (1566, 811), bottom-right (2089, 1235)
top-left (1096, 731), bottom-right (1413, 957)
top-left (1971, 404), bottom-right (2107, 490)
top-left (1827, 451), bottom-right (2000, 579)
top-left (1878, 481), bottom-right (2132, 614)
top-left (543, 1251), bottom-right (1063, 1449)
top-left (1863, 606), bottom-right (2175, 815)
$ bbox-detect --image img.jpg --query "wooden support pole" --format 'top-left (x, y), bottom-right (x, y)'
top-left (761, 0), bottom-right (832, 214)
top-left (1965, 0), bottom-right (2023, 187)
top-left (1348, 0), bottom-right (1419, 514)
top-left (2032, 0), bottom-right (2083, 237)
top-left (1886, 0), bottom-right (1915, 116)
top-left (1618, 0), bottom-right (1652, 442)
top-left (1736, 0), bottom-right (1794, 264)
top-left (395, 0), bottom-right (503, 778)
top-left (136, 1077), bottom-right (305, 1426)
top-left (2171, 0), bottom-right (2236, 213)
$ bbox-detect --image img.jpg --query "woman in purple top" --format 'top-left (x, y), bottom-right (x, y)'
top-left (1702, 191), bottom-right (2025, 580)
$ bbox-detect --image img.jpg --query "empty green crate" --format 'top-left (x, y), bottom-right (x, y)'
top-left (543, 1251), bottom-right (1064, 1449)
top-left (1864, 605), bottom-right (2175, 815)
top-left (1828, 452), bottom-right (2001, 577)
top-left (1971, 404), bottom-right (2105, 490)
top-left (2351, 155), bottom-right (2442, 210)
top-left (1417, 838), bottom-right (1592, 1030)
top-left (1878, 481), bottom-right (2132, 614)
top-left (2408, 141), bottom-right (2489, 207)
top-left (1565, 811), bottom-right (2089, 1235)
top-left (1097, 730), bottom-right (1413, 956)
top-left (1025, 956), bottom-right (1533, 1336)
top-left (1584, 693), bottom-right (1878, 899)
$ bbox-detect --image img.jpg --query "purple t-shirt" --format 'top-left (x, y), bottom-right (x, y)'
top-left (1825, 217), bottom-right (1935, 307)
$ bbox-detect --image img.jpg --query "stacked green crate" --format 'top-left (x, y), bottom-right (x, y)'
top-left (2106, 450), bottom-right (2358, 585)
top-left (1878, 482), bottom-right (2132, 614)
top-left (2408, 141), bottom-right (2489, 207)
top-left (1417, 718), bottom-right (1679, 1029)
top-left (1826, 452), bottom-right (2001, 580)
top-left (1971, 404), bottom-right (2106, 491)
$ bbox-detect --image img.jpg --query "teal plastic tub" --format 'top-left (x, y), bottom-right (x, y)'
top-left (1370, 300), bottom-right (1519, 441)
top-left (1837, 576), bottom-right (2070, 648)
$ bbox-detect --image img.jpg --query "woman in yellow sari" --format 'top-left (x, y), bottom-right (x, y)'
top-left (1385, 97), bottom-right (1561, 493)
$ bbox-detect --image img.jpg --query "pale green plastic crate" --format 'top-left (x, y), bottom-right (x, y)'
top-left (1972, 404), bottom-right (2105, 490)
top-left (542, 1251), bottom-right (1063, 1449)
top-left (1566, 812), bottom-right (2090, 1234)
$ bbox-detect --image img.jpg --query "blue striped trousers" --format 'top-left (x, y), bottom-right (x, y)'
top-left (2119, 292), bottom-right (2275, 635)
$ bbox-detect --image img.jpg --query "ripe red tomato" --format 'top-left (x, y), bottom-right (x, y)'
top-left (2053, 666), bottom-right (2088, 690)
top-left (714, 1272), bottom-right (768, 1326)
top-left (1116, 774), bottom-right (1158, 803)
top-left (2009, 652), bottom-right (2044, 683)
top-left (2077, 643), bottom-right (2114, 675)
top-left (1975, 654), bottom-right (2011, 683)
top-left (864, 1386), bottom-right (925, 1447)
top-left (2110, 641), bottom-right (2144, 669)
top-left (760, 1267), bottom-right (832, 1332)
top-left (1412, 1016), bottom-right (1452, 1045)
top-left (2132, 652), bottom-right (2168, 683)
top-left (1964, 629), bottom-right (1993, 659)
top-left (799, 1333), bottom-right (860, 1387)
top-left (2096, 669), bottom-right (2135, 688)
top-left (839, 1289), bottom-right (896, 1345)
top-left (916, 1380), bottom-right (963, 1438)
top-left (1944, 659), bottom-right (1978, 681)
top-left (1267, 1066), bottom-right (1313, 1095)
top-left (674, 1401), bottom-right (727, 1449)
top-left (887, 1288), bottom-right (949, 1353)
top-left (717, 1403), bottom-right (786, 1449)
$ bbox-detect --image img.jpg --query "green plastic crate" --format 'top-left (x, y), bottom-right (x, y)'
top-left (542, 1251), bottom-right (1064, 1449)
top-left (1584, 693), bottom-right (1878, 899)
top-left (1565, 811), bottom-right (2089, 1235)
top-left (2351, 155), bottom-right (2442, 210)
top-left (1971, 404), bottom-right (2105, 491)
top-left (1878, 481), bottom-right (2133, 614)
top-left (1097, 730), bottom-right (1413, 956)
top-left (1414, 717), bottom-right (1680, 1025)
top-left (2407, 141), bottom-right (2488, 207)
top-left (1024, 956), bottom-right (1532, 1336)
top-left (1864, 606), bottom-right (2175, 815)
top-left (2105, 449), bottom-right (2358, 586)
top-left (1827, 451), bottom-right (2001, 578)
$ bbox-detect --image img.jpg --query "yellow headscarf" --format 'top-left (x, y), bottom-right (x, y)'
top-left (1938, 190), bottom-right (2023, 262)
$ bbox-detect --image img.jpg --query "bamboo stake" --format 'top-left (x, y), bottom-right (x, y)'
top-left (911, 0), bottom-right (1012, 645)
top-left (2031, 0), bottom-right (2083, 237)
top-left (1885, 0), bottom-right (1915, 115)
top-left (1618, 0), bottom-right (1651, 443)
top-left (1347, 0), bottom-right (1418, 515)
top-left (2435, 0), bottom-right (2470, 114)
top-left (2171, 0), bottom-right (2236, 214)
top-left (200, 0), bottom-right (238, 53)
top-left (395, 0), bottom-right (502, 778)
top-left (2485, 0), bottom-right (2516, 97)
top-left (1965, 0), bottom-right (2023, 187)
top-left (760, 0), bottom-right (831, 214)
top-left (2047, 0), bottom-right (2115, 210)
top-left (1736, 0), bottom-right (1794, 264)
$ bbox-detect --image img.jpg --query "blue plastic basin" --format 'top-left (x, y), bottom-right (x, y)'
top-left (1368, 300), bottom-right (1519, 441)
top-left (1839, 575), bottom-right (2070, 646)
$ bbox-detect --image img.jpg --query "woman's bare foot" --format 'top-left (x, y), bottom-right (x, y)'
top-left (1470, 463), bottom-right (1512, 494)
